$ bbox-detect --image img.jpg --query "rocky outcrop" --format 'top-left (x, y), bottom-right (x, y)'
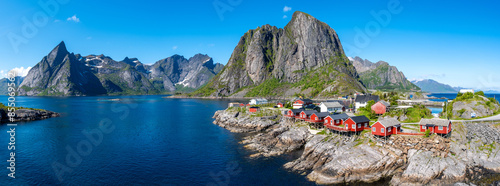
top-left (452, 96), bottom-right (500, 119)
top-left (350, 56), bottom-right (420, 91)
top-left (213, 108), bottom-right (500, 185)
top-left (212, 110), bottom-right (278, 133)
top-left (18, 41), bottom-right (224, 96)
top-left (0, 108), bottom-right (59, 123)
top-left (193, 11), bottom-right (366, 98)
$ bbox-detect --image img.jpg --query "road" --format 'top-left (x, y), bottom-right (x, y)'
top-left (451, 113), bottom-right (500, 122)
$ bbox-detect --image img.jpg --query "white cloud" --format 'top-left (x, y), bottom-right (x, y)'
top-left (172, 46), bottom-right (178, 50)
top-left (10, 67), bottom-right (32, 77)
top-left (67, 15), bottom-right (80, 22)
top-left (283, 15), bottom-right (288, 19)
top-left (283, 6), bottom-right (292, 12)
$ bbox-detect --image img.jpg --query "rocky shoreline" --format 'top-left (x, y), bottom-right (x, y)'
top-left (213, 108), bottom-right (500, 185)
top-left (0, 108), bottom-right (60, 123)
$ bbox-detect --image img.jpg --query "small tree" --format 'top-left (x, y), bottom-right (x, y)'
top-left (424, 129), bottom-right (431, 138)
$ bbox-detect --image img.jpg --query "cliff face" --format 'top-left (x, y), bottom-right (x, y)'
top-left (18, 42), bottom-right (223, 96)
top-left (350, 56), bottom-right (419, 91)
top-left (193, 11), bottom-right (365, 98)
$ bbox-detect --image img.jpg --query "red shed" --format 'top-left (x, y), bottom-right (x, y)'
top-left (324, 113), bottom-right (349, 127)
top-left (371, 118), bottom-right (401, 136)
top-left (344, 116), bottom-right (371, 132)
top-left (239, 103), bottom-right (245, 107)
top-left (371, 101), bottom-right (390, 115)
top-left (419, 118), bottom-right (452, 134)
top-left (249, 107), bottom-right (260, 113)
top-left (277, 102), bottom-right (284, 108)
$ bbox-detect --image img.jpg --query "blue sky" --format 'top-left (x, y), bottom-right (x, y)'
top-left (1, 0), bottom-right (499, 90)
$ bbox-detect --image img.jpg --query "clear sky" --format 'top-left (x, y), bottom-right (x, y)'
top-left (1, 0), bottom-right (499, 91)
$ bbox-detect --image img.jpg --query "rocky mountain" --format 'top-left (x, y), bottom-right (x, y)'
top-left (411, 79), bottom-right (457, 93)
top-left (0, 76), bottom-right (24, 95)
top-left (18, 41), bottom-right (223, 96)
top-left (192, 11), bottom-right (366, 98)
top-left (349, 56), bottom-right (419, 91)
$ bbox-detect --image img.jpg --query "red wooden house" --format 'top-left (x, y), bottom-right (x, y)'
top-left (344, 116), bottom-right (370, 132)
top-left (239, 103), bottom-right (245, 107)
top-left (276, 102), bottom-right (285, 108)
top-left (299, 110), bottom-right (317, 120)
top-left (293, 99), bottom-right (313, 109)
top-left (419, 118), bottom-right (452, 134)
top-left (324, 113), bottom-right (349, 127)
top-left (309, 112), bottom-right (329, 123)
top-left (249, 107), bottom-right (260, 113)
top-left (371, 118), bottom-right (401, 136)
top-left (285, 109), bottom-right (304, 118)
top-left (371, 101), bottom-right (390, 115)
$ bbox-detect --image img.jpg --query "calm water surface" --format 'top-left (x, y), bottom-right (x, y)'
top-left (0, 95), bottom-right (314, 185)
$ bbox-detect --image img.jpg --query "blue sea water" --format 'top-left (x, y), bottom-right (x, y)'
top-left (0, 95), bottom-right (314, 185)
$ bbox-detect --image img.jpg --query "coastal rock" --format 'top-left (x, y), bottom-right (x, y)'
top-left (212, 110), bottom-right (278, 133)
top-left (0, 108), bottom-right (60, 123)
top-left (212, 108), bottom-right (500, 185)
top-left (452, 99), bottom-right (499, 119)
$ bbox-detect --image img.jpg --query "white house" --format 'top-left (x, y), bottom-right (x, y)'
top-left (459, 89), bottom-right (474, 94)
top-left (249, 98), bottom-right (268, 105)
top-left (354, 94), bottom-right (379, 111)
top-left (319, 102), bottom-right (344, 113)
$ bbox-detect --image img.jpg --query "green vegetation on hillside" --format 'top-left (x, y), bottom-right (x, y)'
top-left (383, 104), bottom-right (432, 123)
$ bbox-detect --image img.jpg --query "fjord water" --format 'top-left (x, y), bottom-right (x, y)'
top-left (0, 95), bottom-right (312, 185)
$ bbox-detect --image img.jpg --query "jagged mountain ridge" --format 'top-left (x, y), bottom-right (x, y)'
top-left (349, 56), bottom-right (420, 91)
top-left (18, 41), bottom-right (223, 96)
top-left (192, 11), bottom-right (366, 98)
top-left (0, 77), bottom-right (24, 95)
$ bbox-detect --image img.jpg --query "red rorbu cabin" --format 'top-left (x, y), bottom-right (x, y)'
top-left (299, 110), bottom-right (317, 120)
top-left (239, 103), bottom-right (245, 107)
top-left (285, 109), bottom-right (304, 118)
top-left (344, 116), bottom-right (370, 132)
top-left (371, 118), bottom-right (401, 137)
top-left (309, 112), bottom-right (329, 123)
top-left (249, 107), bottom-right (260, 113)
top-left (324, 113), bottom-right (349, 127)
top-left (419, 118), bottom-right (452, 135)
top-left (371, 101), bottom-right (390, 115)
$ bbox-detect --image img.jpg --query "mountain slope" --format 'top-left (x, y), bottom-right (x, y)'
top-left (349, 56), bottom-right (419, 91)
top-left (192, 11), bottom-right (366, 98)
top-left (411, 79), bottom-right (457, 93)
top-left (19, 41), bottom-right (223, 96)
top-left (0, 77), bottom-right (24, 95)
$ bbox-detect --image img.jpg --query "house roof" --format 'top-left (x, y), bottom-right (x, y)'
top-left (379, 100), bottom-right (390, 107)
top-left (301, 110), bottom-right (317, 115)
top-left (313, 112), bottom-right (330, 118)
top-left (290, 109), bottom-right (304, 114)
top-left (321, 102), bottom-right (344, 108)
top-left (328, 113), bottom-right (349, 120)
top-left (419, 118), bottom-right (451, 127)
top-left (355, 95), bottom-right (379, 103)
top-left (350, 116), bottom-right (371, 123)
top-left (376, 118), bottom-right (401, 127)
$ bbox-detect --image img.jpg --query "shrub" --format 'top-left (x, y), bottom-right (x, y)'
top-left (425, 129), bottom-right (430, 138)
